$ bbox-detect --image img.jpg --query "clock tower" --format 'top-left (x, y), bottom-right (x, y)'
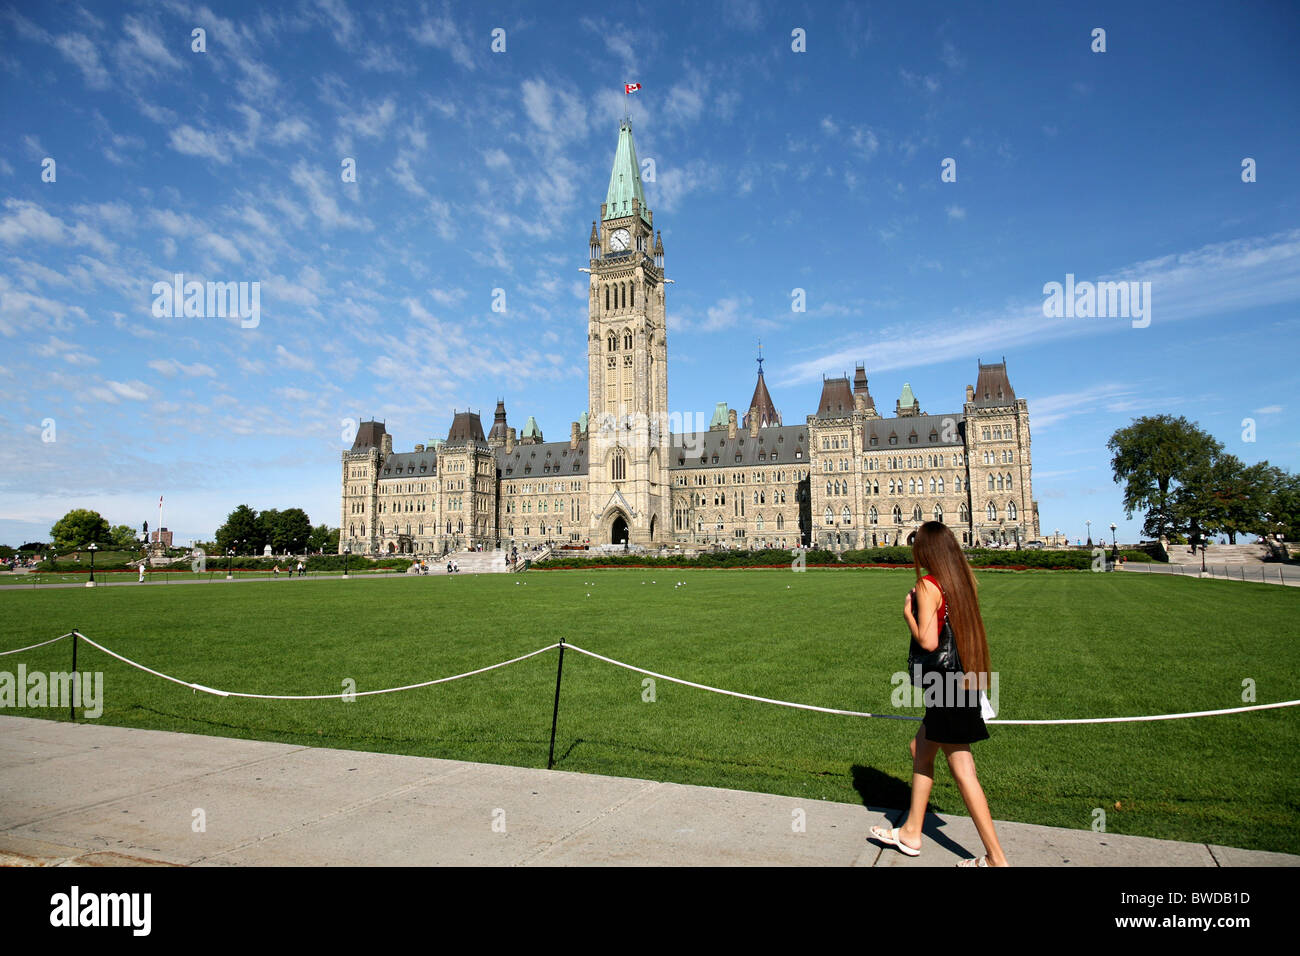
top-left (586, 119), bottom-right (669, 546)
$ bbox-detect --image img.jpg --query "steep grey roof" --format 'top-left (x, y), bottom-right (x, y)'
top-left (447, 411), bottom-right (486, 444)
top-left (863, 413), bottom-right (964, 450)
top-left (351, 420), bottom-right (387, 451)
top-left (669, 424), bottom-right (809, 469)
top-left (815, 377), bottom-right (855, 418)
top-left (973, 361), bottom-right (1016, 407)
top-left (496, 440), bottom-right (588, 477)
top-left (379, 451), bottom-right (438, 478)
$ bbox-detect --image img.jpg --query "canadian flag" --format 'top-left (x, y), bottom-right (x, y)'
top-left (624, 83), bottom-right (641, 94)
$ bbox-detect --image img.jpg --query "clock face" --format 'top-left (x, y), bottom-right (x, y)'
top-left (610, 229), bottom-right (630, 251)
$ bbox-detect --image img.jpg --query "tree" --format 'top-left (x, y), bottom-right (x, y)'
top-left (1107, 416), bottom-right (1221, 538)
top-left (109, 524), bottom-right (139, 549)
top-left (262, 508), bottom-right (312, 553)
top-left (309, 524), bottom-right (339, 554)
top-left (215, 505), bottom-right (263, 554)
top-left (1263, 467), bottom-right (1300, 540)
top-left (50, 509), bottom-right (111, 551)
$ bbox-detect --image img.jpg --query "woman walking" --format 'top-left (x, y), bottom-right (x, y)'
top-left (870, 521), bottom-right (1009, 867)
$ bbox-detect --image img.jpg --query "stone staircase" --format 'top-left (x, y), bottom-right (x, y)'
top-left (415, 550), bottom-right (510, 574)
top-left (1164, 542), bottom-right (1269, 566)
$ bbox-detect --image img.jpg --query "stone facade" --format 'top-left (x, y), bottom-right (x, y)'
top-left (340, 120), bottom-right (1040, 556)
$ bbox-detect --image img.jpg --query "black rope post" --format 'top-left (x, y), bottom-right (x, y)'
top-left (547, 638), bottom-right (566, 769)
top-left (69, 630), bottom-right (78, 722)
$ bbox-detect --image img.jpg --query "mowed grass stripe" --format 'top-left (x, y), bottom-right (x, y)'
top-left (1, 569), bottom-right (1296, 854)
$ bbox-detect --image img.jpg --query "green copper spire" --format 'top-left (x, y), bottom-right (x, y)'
top-left (522, 415), bottom-right (542, 439)
top-left (899, 383), bottom-right (917, 408)
top-left (709, 402), bottom-right (730, 428)
top-left (603, 119), bottom-right (650, 223)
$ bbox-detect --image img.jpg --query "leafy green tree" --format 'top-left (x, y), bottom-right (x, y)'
top-left (309, 524), bottom-right (339, 553)
top-left (262, 508), bottom-right (312, 553)
top-left (258, 508), bottom-right (281, 553)
top-left (215, 505), bottom-right (263, 554)
top-left (1108, 416), bottom-right (1221, 538)
top-left (1263, 467), bottom-right (1300, 540)
top-left (279, 508), bottom-right (313, 552)
top-left (108, 524), bottom-right (139, 549)
top-left (50, 509), bottom-right (111, 551)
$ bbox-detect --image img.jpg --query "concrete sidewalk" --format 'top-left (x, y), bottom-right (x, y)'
top-left (1, 716), bottom-right (1294, 867)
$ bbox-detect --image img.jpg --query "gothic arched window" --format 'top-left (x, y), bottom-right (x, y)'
top-left (1008, 501), bottom-right (1017, 520)
top-left (623, 328), bottom-right (633, 349)
top-left (607, 331), bottom-right (616, 351)
top-left (934, 505), bottom-right (944, 523)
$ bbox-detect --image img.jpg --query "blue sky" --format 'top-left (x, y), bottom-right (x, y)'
top-left (1, 0), bottom-right (1297, 547)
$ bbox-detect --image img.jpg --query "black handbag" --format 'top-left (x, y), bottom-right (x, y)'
top-left (907, 587), bottom-right (963, 687)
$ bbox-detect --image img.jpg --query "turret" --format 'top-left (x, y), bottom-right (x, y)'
top-left (654, 230), bottom-right (664, 269)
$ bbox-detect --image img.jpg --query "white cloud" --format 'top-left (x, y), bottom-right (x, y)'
top-left (54, 33), bottom-right (111, 89)
top-left (149, 358), bottom-right (217, 378)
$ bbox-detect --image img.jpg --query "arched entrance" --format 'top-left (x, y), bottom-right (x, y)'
top-left (611, 515), bottom-right (628, 545)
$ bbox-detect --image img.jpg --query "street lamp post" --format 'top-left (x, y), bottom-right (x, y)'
top-left (343, 547), bottom-right (351, 578)
top-left (226, 548), bottom-right (234, 580)
top-left (86, 542), bottom-right (98, 587)
top-left (1110, 522), bottom-right (1118, 558)
top-left (1086, 520), bottom-right (1092, 548)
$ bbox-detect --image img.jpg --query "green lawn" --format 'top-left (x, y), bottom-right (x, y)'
top-left (2, 568), bottom-right (1297, 854)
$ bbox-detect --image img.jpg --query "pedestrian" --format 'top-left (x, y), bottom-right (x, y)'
top-left (296, 559), bottom-right (305, 578)
top-left (869, 520), bottom-right (1009, 867)
top-left (138, 563), bottom-right (145, 583)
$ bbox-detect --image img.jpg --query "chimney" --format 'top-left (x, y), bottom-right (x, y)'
top-left (505, 427), bottom-right (515, 454)
top-left (727, 408), bottom-right (737, 440)
top-left (414, 443), bottom-right (425, 453)
top-left (965, 384), bottom-right (974, 403)
top-left (381, 433), bottom-right (393, 456)
top-left (748, 414), bottom-right (759, 438)
top-left (570, 421), bottom-right (580, 449)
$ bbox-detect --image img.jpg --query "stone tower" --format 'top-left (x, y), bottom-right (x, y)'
top-left (586, 119), bottom-right (669, 546)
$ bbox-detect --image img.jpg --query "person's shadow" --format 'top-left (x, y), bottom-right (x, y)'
top-left (850, 764), bottom-right (971, 857)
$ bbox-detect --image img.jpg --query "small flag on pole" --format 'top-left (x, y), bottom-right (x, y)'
top-left (624, 83), bottom-right (641, 94)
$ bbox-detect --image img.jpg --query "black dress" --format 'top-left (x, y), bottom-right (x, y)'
top-left (919, 574), bottom-right (989, 745)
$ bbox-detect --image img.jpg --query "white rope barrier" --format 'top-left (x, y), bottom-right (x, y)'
top-left (561, 643), bottom-right (1300, 726)
top-left (6, 631), bottom-right (1295, 725)
top-left (0, 632), bottom-right (72, 656)
top-left (985, 700), bottom-right (1300, 725)
top-left (72, 632), bottom-right (560, 700)
top-left (562, 643), bottom-right (920, 720)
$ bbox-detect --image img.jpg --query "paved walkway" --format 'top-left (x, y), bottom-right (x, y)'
top-left (1, 716), bottom-right (1293, 867)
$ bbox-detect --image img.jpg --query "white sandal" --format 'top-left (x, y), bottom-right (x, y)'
top-left (869, 825), bottom-right (921, 857)
top-left (956, 855), bottom-right (989, 867)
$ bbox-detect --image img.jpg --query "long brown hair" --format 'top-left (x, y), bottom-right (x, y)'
top-left (912, 521), bottom-right (991, 688)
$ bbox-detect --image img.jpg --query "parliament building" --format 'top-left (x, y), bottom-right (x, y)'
top-left (341, 120), bottom-right (1041, 556)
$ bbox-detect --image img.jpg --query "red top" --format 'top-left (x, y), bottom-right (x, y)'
top-left (922, 573), bottom-right (947, 623)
